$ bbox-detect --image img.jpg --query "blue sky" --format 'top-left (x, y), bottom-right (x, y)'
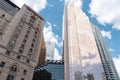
top-left (11, 0), bottom-right (120, 76)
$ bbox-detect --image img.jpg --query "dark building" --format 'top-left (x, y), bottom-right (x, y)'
top-left (33, 60), bottom-right (64, 80)
top-left (33, 69), bottom-right (51, 80)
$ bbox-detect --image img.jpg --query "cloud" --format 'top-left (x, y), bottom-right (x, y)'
top-left (89, 0), bottom-right (120, 30)
top-left (113, 55), bottom-right (120, 77)
top-left (101, 30), bottom-right (112, 39)
top-left (109, 48), bottom-right (116, 52)
top-left (64, 0), bottom-right (82, 8)
top-left (54, 48), bottom-right (62, 60)
top-left (10, 0), bottom-right (47, 12)
top-left (43, 21), bottom-right (62, 60)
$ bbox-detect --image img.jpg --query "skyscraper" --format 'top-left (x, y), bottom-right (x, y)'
top-left (0, 0), bottom-right (45, 80)
top-left (63, 3), bottom-right (119, 80)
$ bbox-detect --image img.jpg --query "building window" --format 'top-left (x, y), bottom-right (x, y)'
top-left (23, 39), bottom-right (26, 43)
top-left (21, 78), bottom-right (24, 80)
top-left (22, 70), bottom-right (27, 75)
top-left (34, 35), bottom-right (36, 38)
top-left (19, 22), bottom-right (24, 26)
top-left (18, 26), bottom-right (22, 30)
top-left (16, 55), bottom-right (21, 60)
top-left (11, 39), bottom-right (16, 44)
top-left (26, 59), bottom-right (30, 64)
top-left (16, 30), bottom-right (20, 34)
top-left (20, 44), bottom-right (25, 49)
top-left (6, 75), bottom-right (14, 80)
top-left (8, 45), bottom-right (14, 49)
top-left (6, 51), bottom-right (11, 55)
top-left (24, 35), bottom-right (28, 39)
top-left (26, 30), bottom-right (30, 34)
top-left (35, 31), bottom-right (37, 34)
top-left (0, 62), bottom-right (5, 67)
top-left (32, 39), bottom-right (35, 43)
top-left (29, 48), bottom-right (33, 53)
top-left (14, 34), bottom-right (18, 39)
top-left (10, 65), bottom-right (17, 72)
top-left (19, 49), bottom-right (23, 54)
top-left (2, 14), bottom-right (5, 17)
top-left (31, 44), bottom-right (34, 47)
top-left (28, 27), bottom-right (31, 30)
top-left (28, 54), bottom-right (31, 57)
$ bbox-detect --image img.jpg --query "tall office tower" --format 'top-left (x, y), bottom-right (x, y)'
top-left (92, 24), bottom-right (119, 80)
top-left (0, 0), bottom-right (44, 80)
top-left (63, 3), bottom-right (105, 80)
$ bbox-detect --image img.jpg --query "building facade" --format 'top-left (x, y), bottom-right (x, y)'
top-left (92, 24), bottom-right (119, 80)
top-left (63, 2), bottom-right (119, 80)
top-left (34, 60), bottom-right (64, 80)
top-left (0, 0), bottom-right (44, 80)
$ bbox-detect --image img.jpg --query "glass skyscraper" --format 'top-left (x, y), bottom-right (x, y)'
top-left (63, 2), bottom-right (119, 80)
top-left (92, 24), bottom-right (119, 79)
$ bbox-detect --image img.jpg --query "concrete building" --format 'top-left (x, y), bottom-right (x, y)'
top-left (0, 0), bottom-right (44, 80)
top-left (63, 2), bottom-right (119, 80)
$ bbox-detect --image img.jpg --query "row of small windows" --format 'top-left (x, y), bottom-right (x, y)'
top-left (6, 65), bottom-right (27, 80)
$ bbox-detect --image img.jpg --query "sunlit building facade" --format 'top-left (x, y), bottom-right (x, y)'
top-left (63, 2), bottom-right (119, 80)
top-left (0, 0), bottom-right (44, 80)
top-left (92, 24), bottom-right (119, 80)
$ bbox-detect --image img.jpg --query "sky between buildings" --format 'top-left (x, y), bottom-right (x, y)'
top-left (10, 0), bottom-right (120, 77)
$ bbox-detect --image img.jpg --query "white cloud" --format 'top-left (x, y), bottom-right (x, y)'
top-left (113, 55), bottom-right (120, 77)
top-left (89, 0), bottom-right (120, 30)
top-left (101, 30), bottom-right (112, 39)
top-left (54, 48), bottom-right (62, 60)
top-left (64, 0), bottom-right (82, 8)
top-left (10, 0), bottom-right (47, 12)
top-left (43, 21), bottom-right (62, 60)
top-left (109, 48), bottom-right (116, 52)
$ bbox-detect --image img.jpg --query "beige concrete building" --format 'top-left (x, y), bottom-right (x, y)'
top-left (63, 3), bottom-right (104, 80)
top-left (0, 0), bottom-right (44, 80)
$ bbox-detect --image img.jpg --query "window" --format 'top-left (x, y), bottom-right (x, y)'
top-left (26, 30), bottom-right (30, 34)
top-left (20, 44), bottom-right (25, 49)
top-left (0, 62), bottom-right (5, 67)
top-left (35, 31), bottom-right (37, 34)
top-left (23, 39), bottom-right (26, 43)
top-left (29, 48), bottom-right (33, 53)
top-left (6, 75), bottom-right (14, 80)
top-left (16, 55), bottom-right (21, 60)
top-left (28, 27), bottom-right (31, 30)
top-left (2, 14), bottom-right (5, 17)
top-left (8, 45), bottom-right (14, 49)
top-left (10, 65), bottom-right (17, 72)
top-left (16, 30), bottom-right (20, 34)
top-left (26, 59), bottom-right (30, 64)
top-left (32, 39), bottom-right (35, 43)
top-left (11, 39), bottom-right (16, 44)
top-left (19, 49), bottom-right (23, 54)
top-left (28, 54), bottom-right (31, 57)
top-left (14, 34), bottom-right (18, 39)
top-left (24, 35), bottom-right (28, 39)
top-left (22, 70), bottom-right (27, 75)
top-left (19, 22), bottom-right (24, 26)
top-left (18, 26), bottom-right (22, 30)
top-left (34, 35), bottom-right (36, 38)
top-left (6, 51), bottom-right (11, 55)
top-left (31, 44), bottom-right (34, 47)
top-left (21, 78), bottom-right (24, 80)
